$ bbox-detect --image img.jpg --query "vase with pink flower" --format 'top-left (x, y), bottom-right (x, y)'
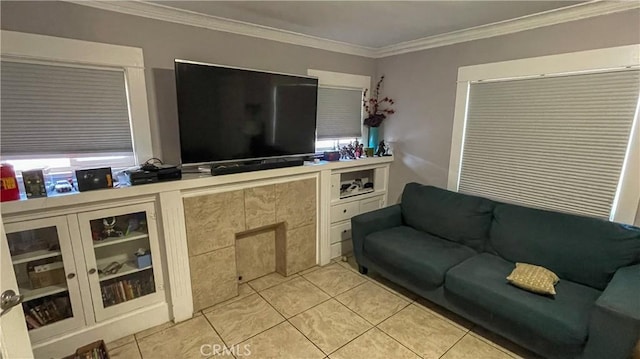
top-left (363, 76), bottom-right (395, 149)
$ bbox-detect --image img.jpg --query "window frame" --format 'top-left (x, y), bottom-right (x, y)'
top-left (449, 44), bottom-right (640, 224)
top-left (0, 30), bottom-right (154, 165)
top-left (308, 69), bottom-right (371, 152)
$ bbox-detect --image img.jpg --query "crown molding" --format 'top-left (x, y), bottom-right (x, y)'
top-left (374, 1), bottom-right (640, 58)
top-left (66, 1), bottom-right (639, 59)
top-left (64, 0), bottom-right (377, 58)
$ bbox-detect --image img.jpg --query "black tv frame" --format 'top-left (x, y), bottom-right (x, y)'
top-left (174, 60), bottom-right (318, 172)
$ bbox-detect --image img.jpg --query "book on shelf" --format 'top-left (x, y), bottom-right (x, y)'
top-left (100, 272), bottom-right (155, 307)
top-left (23, 295), bottom-right (71, 329)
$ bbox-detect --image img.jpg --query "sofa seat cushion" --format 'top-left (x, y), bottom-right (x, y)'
top-left (363, 226), bottom-right (476, 287)
top-left (446, 253), bottom-right (601, 347)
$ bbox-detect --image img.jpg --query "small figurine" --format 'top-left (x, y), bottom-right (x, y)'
top-left (376, 140), bottom-right (387, 157)
top-left (355, 143), bottom-right (365, 158)
top-left (341, 144), bottom-right (356, 159)
top-left (102, 217), bottom-right (123, 238)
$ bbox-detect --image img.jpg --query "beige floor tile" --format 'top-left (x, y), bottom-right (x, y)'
top-left (237, 321), bottom-right (325, 359)
top-left (303, 263), bottom-right (367, 296)
top-left (470, 326), bottom-right (542, 359)
top-left (134, 321), bottom-right (174, 340)
top-left (203, 282), bottom-right (256, 314)
top-left (335, 281), bottom-right (409, 324)
top-left (260, 276), bottom-right (330, 318)
top-left (441, 334), bottom-right (513, 359)
top-left (329, 328), bottom-right (420, 359)
top-left (107, 334), bottom-right (135, 350)
top-left (109, 342), bottom-right (141, 359)
top-left (289, 299), bottom-right (372, 354)
top-left (367, 273), bottom-right (418, 301)
top-left (336, 255), bottom-right (360, 273)
top-left (414, 297), bottom-right (475, 330)
top-left (299, 265), bottom-right (321, 276)
top-left (248, 272), bottom-right (298, 292)
top-left (378, 304), bottom-right (466, 359)
top-left (205, 293), bottom-right (285, 345)
top-left (137, 316), bottom-right (224, 359)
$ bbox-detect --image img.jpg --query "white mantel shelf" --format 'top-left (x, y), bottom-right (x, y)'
top-left (1, 156), bottom-right (393, 216)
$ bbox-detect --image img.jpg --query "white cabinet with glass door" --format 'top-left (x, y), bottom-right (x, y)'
top-left (4, 216), bottom-right (85, 343)
top-left (77, 202), bottom-right (164, 322)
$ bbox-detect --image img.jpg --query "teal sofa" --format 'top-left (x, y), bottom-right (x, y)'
top-left (351, 183), bottom-right (640, 359)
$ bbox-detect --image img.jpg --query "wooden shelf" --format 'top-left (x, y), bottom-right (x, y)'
top-left (98, 260), bottom-right (152, 282)
top-left (93, 232), bottom-right (149, 249)
top-left (12, 250), bottom-right (63, 265)
top-left (21, 284), bottom-right (68, 302)
top-left (339, 188), bottom-right (374, 199)
top-left (332, 190), bottom-right (386, 205)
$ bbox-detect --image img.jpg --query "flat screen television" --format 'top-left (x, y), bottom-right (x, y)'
top-left (174, 60), bottom-right (318, 165)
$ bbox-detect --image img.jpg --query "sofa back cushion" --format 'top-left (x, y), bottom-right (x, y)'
top-left (490, 203), bottom-right (640, 290)
top-left (401, 183), bottom-right (495, 251)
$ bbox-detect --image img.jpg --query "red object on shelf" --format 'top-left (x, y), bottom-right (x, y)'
top-left (1, 163), bottom-right (21, 202)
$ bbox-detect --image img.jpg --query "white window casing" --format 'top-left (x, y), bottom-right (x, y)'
top-left (308, 69), bottom-right (371, 143)
top-left (460, 70), bottom-right (639, 219)
top-left (0, 30), bottom-right (153, 164)
top-left (449, 45), bottom-right (640, 224)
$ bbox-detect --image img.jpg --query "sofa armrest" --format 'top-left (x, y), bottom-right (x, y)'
top-left (351, 204), bottom-right (402, 265)
top-left (582, 263), bottom-right (640, 359)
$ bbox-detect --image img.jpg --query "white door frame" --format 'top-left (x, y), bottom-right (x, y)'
top-left (0, 214), bottom-right (34, 359)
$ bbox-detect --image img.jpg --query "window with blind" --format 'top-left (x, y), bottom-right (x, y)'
top-left (308, 69), bottom-right (370, 152)
top-left (0, 60), bottom-right (136, 172)
top-left (316, 87), bottom-right (363, 142)
top-left (458, 69), bottom-right (640, 220)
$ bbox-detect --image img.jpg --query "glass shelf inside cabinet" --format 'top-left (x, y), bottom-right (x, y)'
top-left (7, 226), bottom-right (73, 331)
top-left (89, 211), bottom-right (155, 308)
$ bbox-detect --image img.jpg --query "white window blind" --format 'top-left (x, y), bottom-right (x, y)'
top-left (0, 60), bottom-right (133, 156)
top-left (316, 87), bottom-right (363, 140)
top-left (459, 69), bottom-right (640, 219)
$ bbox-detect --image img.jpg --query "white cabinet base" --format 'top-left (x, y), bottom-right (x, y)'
top-left (329, 193), bottom-right (385, 259)
top-left (330, 240), bottom-right (354, 259)
top-left (32, 302), bottom-right (170, 359)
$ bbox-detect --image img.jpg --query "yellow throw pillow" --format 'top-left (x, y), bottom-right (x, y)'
top-left (506, 263), bottom-right (559, 296)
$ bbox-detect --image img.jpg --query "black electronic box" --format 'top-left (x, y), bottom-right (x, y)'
top-left (76, 167), bottom-right (113, 192)
top-left (125, 170), bottom-right (159, 186)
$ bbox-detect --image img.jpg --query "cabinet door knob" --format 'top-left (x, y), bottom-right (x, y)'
top-left (343, 230), bottom-right (347, 233)
top-left (343, 209), bottom-right (347, 213)
top-left (67, 273), bottom-right (76, 279)
top-left (88, 268), bottom-right (97, 275)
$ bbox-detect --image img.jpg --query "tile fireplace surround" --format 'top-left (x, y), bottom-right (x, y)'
top-left (183, 178), bottom-right (317, 311)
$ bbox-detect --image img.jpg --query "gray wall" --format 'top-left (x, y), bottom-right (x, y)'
top-left (0, 1), bottom-right (375, 164)
top-left (376, 9), bottom-right (640, 204)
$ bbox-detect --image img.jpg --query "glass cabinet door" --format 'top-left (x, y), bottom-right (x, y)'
top-left (4, 217), bottom-right (85, 342)
top-left (78, 202), bottom-right (163, 322)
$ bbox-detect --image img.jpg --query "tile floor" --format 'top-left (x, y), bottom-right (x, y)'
top-left (107, 256), bottom-right (540, 359)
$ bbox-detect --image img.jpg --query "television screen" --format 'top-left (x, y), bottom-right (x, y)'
top-left (174, 60), bottom-right (318, 165)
